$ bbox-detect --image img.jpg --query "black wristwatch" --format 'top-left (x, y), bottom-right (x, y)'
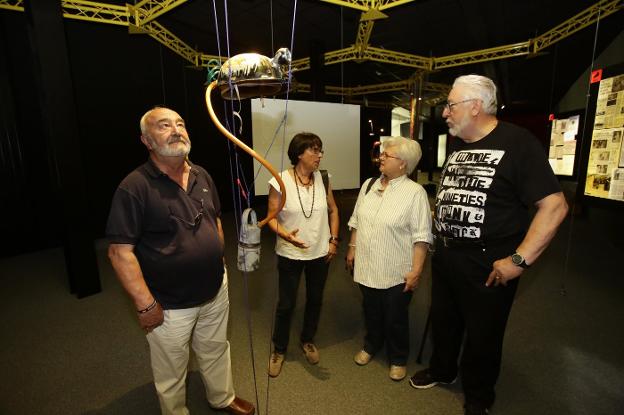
top-left (511, 252), bottom-right (530, 269)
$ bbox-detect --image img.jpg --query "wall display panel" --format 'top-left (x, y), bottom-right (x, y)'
top-left (583, 70), bottom-right (624, 202)
top-left (391, 107), bottom-right (410, 137)
top-left (251, 99), bottom-right (360, 195)
top-left (548, 114), bottom-right (581, 177)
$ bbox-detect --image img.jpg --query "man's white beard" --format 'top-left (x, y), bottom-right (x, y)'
top-left (448, 111), bottom-right (471, 138)
top-left (148, 136), bottom-right (191, 157)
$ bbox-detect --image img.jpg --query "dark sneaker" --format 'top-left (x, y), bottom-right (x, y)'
top-left (408, 368), bottom-right (457, 389)
top-left (301, 342), bottom-right (320, 364)
top-left (268, 352), bottom-right (285, 377)
top-left (464, 403), bottom-right (489, 415)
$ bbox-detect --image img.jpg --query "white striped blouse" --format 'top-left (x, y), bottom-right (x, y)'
top-left (348, 175), bottom-right (433, 289)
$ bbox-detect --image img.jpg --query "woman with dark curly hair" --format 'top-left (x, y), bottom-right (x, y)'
top-left (266, 132), bottom-right (340, 378)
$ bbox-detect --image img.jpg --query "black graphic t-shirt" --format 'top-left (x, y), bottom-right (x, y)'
top-left (434, 121), bottom-right (561, 241)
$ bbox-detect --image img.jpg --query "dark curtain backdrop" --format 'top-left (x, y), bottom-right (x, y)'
top-left (1, 11), bottom-right (60, 257)
top-left (0, 16), bottom-right (247, 257)
top-left (0, 15), bottom-right (389, 258)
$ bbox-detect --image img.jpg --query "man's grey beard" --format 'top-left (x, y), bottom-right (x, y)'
top-left (448, 111), bottom-right (471, 138)
top-left (147, 136), bottom-right (191, 157)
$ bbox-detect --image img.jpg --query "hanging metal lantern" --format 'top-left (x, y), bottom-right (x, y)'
top-left (217, 48), bottom-right (292, 100)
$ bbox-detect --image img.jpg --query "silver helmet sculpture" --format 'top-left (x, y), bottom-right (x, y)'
top-left (217, 48), bottom-right (292, 100)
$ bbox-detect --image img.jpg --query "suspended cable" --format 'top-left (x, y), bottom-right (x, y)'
top-left (340, 6), bottom-right (344, 104)
top-left (560, 7), bottom-right (604, 297)
top-left (221, 0), bottom-right (263, 411)
top-left (265, 3), bottom-right (298, 414)
top-left (210, 0), bottom-right (242, 226)
top-left (209, 0), bottom-right (260, 412)
top-left (182, 65), bottom-right (189, 119)
top-left (547, 44), bottom-right (558, 115)
top-left (270, 0), bottom-right (274, 55)
top-left (207, 2), bottom-right (299, 413)
top-left (159, 44), bottom-right (166, 104)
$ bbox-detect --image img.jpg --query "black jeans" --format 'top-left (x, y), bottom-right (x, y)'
top-left (272, 255), bottom-right (329, 353)
top-left (359, 283), bottom-right (413, 365)
top-left (429, 238), bottom-right (520, 409)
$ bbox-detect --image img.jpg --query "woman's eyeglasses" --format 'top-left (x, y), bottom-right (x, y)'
top-left (379, 151), bottom-right (401, 160)
top-left (307, 147), bottom-right (324, 155)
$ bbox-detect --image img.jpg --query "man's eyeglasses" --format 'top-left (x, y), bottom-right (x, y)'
top-left (170, 198), bottom-right (204, 228)
top-left (379, 151), bottom-right (401, 160)
top-left (307, 147), bottom-right (324, 155)
top-left (443, 99), bottom-right (478, 112)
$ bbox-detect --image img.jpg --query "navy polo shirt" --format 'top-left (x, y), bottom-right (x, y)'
top-left (106, 158), bottom-right (224, 309)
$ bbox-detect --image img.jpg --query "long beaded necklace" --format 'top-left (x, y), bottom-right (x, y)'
top-left (294, 168), bottom-right (315, 218)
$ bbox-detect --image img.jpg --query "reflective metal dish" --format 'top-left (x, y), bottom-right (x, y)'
top-left (217, 48), bottom-right (292, 100)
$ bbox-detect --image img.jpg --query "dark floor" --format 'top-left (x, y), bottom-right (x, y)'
top-left (1, 187), bottom-right (623, 415)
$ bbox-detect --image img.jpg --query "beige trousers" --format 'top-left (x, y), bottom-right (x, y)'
top-left (146, 272), bottom-right (235, 415)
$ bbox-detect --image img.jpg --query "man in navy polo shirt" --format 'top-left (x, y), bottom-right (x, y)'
top-left (106, 107), bottom-right (254, 415)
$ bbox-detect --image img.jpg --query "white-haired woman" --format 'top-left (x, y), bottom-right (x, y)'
top-left (346, 136), bottom-right (433, 381)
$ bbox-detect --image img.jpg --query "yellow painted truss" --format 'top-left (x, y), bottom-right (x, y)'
top-left (290, 47), bottom-right (359, 72)
top-left (293, 79), bottom-right (450, 97)
top-left (532, 0), bottom-right (622, 52)
top-left (365, 46), bottom-right (432, 70)
top-left (61, 0), bottom-right (129, 26)
top-left (0, 0), bottom-right (22, 12)
top-left (355, 19), bottom-right (375, 55)
top-left (141, 20), bottom-right (199, 65)
top-left (133, 0), bottom-right (190, 25)
top-left (1, 0), bottom-right (621, 100)
top-left (319, 0), bottom-right (416, 12)
top-left (342, 95), bottom-right (443, 109)
top-left (434, 42), bottom-right (531, 70)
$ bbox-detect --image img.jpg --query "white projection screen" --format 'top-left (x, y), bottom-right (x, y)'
top-left (251, 98), bottom-right (361, 195)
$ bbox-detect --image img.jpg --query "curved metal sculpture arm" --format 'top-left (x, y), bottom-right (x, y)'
top-left (205, 80), bottom-right (286, 227)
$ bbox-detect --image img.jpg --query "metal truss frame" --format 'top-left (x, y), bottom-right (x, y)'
top-left (1, 0), bottom-right (620, 101)
top-left (340, 95), bottom-right (443, 109)
top-left (291, 47), bottom-right (359, 72)
top-left (532, 0), bottom-right (622, 52)
top-left (292, 78), bottom-right (449, 97)
top-left (141, 20), bottom-right (199, 65)
top-left (132, 0), bottom-right (190, 25)
top-left (364, 46), bottom-right (432, 70)
top-left (355, 19), bottom-right (375, 56)
top-left (433, 41), bottom-right (531, 70)
top-left (0, 0), bottom-right (22, 12)
top-left (61, 0), bottom-right (129, 26)
top-left (319, 0), bottom-right (417, 12)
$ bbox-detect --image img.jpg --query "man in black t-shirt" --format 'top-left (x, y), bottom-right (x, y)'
top-left (408, 76), bottom-right (568, 415)
top-left (106, 107), bottom-right (254, 415)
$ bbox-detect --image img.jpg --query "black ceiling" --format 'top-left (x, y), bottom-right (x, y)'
top-left (138, 0), bottom-right (624, 111)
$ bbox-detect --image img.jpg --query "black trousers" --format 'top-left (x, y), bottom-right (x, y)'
top-left (429, 238), bottom-right (520, 409)
top-left (272, 255), bottom-right (329, 353)
top-left (359, 283), bottom-right (413, 366)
